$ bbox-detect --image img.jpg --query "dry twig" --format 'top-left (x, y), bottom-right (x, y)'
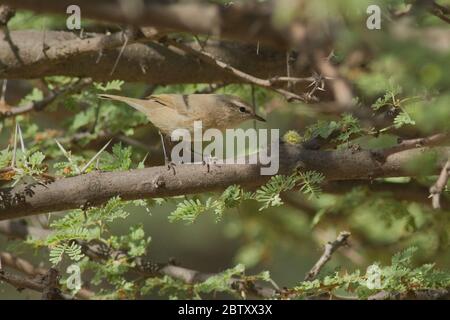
top-left (304, 231), bottom-right (351, 281)
top-left (162, 38), bottom-right (309, 102)
top-left (429, 160), bottom-right (450, 209)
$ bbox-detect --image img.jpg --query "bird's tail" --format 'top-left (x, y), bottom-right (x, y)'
top-left (98, 94), bottom-right (150, 115)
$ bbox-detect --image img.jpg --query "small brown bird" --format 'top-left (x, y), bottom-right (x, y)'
top-left (98, 93), bottom-right (266, 168)
top-left (98, 93), bottom-right (265, 135)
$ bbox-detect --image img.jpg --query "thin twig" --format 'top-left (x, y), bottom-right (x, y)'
top-left (268, 76), bottom-right (315, 84)
top-left (429, 160), bottom-right (450, 209)
top-left (55, 139), bottom-right (80, 174)
top-left (91, 100), bottom-right (102, 134)
top-left (0, 268), bottom-right (70, 299)
top-left (382, 133), bottom-right (449, 157)
top-left (0, 78), bottom-right (92, 118)
top-left (110, 29), bottom-right (131, 76)
top-left (0, 79), bottom-right (7, 103)
top-left (304, 231), bottom-right (351, 281)
top-left (162, 38), bottom-right (308, 102)
top-left (80, 139), bottom-right (112, 173)
top-left (251, 84), bottom-right (257, 130)
top-left (11, 121), bottom-right (18, 169)
top-left (286, 51), bottom-right (293, 91)
top-left (17, 122), bottom-right (26, 154)
top-left (314, 50), bottom-right (353, 107)
top-left (429, 1), bottom-right (450, 24)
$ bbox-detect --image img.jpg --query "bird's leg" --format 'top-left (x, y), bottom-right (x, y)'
top-left (159, 131), bottom-right (176, 175)
top-left (186, 148), bottom-right (219, 173)
top-left (159, 131), bottom-right (169, 164)
top-left (202, 154), bottom-right (220, 173)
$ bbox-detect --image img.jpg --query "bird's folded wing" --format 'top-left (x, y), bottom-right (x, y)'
top-left (147, 94), bottom-right (190, 116)
top-left (147, 94), bottom-right (171, 106)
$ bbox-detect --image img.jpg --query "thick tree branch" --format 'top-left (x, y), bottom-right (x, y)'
top-left (0, 267), bottom-right (70, 299)
top-left (2, 0), bottom-right (314, 48)
top-left (0, 145), bottom-right (449, 220)
top-left (0, 30), bottom-right (309, 84)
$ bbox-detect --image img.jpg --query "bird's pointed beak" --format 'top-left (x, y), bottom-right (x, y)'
top-left (253, 114), bottom-right (266, 122)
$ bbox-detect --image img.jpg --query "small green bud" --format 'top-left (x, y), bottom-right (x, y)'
top-left (283, 130), bottom-right (302, 145)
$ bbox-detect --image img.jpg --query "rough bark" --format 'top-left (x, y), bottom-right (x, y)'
top-left (1, 145), bottom-right (449, 220)
top-left (0, 30), bottom-right (306, 83)
top-left (1, 0), bottom-right (312, 48)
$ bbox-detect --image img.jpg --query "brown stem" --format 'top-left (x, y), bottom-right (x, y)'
top-left (304, 231), bottom-right (351, 281)
top-left (0, 249), bottom-right (94, 299)
top-left (0, 78), bottom-right (92, 118)
top-left (429, 160), bottom-right (450, 209)
top-left (163, 38), bottom-right (307, 102)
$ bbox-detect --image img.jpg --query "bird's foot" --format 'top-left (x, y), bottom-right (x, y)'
top-left (202, 155), bottom-right (219, 173)
top-left (165, 158), bottom-right (177, 175)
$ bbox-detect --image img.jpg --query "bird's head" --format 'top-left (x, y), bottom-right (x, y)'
top-left (218, 95), bottom-right (266, 124)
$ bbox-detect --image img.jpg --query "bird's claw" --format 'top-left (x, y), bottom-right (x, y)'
top-left (166, 160), bottom-right (177, 175)
top-left (203, 155), bottom-right (219, 173)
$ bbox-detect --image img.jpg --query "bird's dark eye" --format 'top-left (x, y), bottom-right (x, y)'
top-left (239, 106), bottom-right (246, 113)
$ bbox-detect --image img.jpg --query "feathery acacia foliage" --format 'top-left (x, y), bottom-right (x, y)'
top-left (0, 0), bottom-right (449, 300)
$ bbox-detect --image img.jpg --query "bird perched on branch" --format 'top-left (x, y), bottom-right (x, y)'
top-left (98, 93), bottom-right (266, 169)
